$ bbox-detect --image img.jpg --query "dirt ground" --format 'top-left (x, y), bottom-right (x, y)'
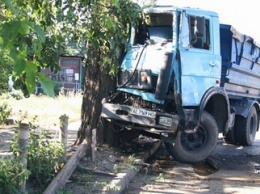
top-left (1, 124), bottom-right (260, 194)
top-left (63, 133), bottom-right (260, 194)
top-left (124, 144), bottom-right (260, 194)
top-left (0, 125), bottom-right (15, 158)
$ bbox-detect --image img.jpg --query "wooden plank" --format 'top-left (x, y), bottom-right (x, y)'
top-left (43, 140), bottom-right (87, 194)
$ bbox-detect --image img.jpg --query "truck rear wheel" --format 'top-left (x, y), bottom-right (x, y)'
top-left (165, 111), bottom-right (218, 163)
top-left (223, 128), bottom-right (237, 145)
top-left (235, 106), bottom-right (258, 146)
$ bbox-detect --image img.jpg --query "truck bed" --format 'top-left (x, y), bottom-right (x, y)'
top-left (220, 24), bottom-right (260, 100)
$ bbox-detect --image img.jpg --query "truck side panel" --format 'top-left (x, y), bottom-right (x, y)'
top-left (220, 24), bottom-right (260, 100)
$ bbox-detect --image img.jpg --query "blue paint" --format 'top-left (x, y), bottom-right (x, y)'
top-left (118, 5), bottom-right (260, 105)
top-left (117, 88), bottom-right (165, 104)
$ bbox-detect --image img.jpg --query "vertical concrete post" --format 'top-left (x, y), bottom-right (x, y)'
top-left (18, 123), bottom-right (29, 192)
top-left (85, 125), bottom-right (92, 159)
top-left (92, 128), bottom-right (97, 161)
top-left (59, 114), bottom-right (69, 160)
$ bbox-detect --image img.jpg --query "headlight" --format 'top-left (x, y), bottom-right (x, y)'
top-left (139, 70), bottom-right (152, 89)
top-left (158, 116), bottom-right (172, 127)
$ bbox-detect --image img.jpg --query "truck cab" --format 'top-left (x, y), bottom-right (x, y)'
top-left (101, 5), bottom-right (259, 163)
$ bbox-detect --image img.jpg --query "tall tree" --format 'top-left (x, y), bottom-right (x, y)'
top-left (0, 0), bottom-right (150, 148)
top-left (74, 0), bottom-right (142, 147)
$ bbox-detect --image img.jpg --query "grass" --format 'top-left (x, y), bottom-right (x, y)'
top-left (1, 91), bottom-right (82, 129)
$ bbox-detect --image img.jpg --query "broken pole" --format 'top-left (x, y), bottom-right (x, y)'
top-left (59, 114), bottom-right (69, 160)
top-left (18, 123), bottom-right (29, 192)
top-left (92, 128), bottom-right (97, 161)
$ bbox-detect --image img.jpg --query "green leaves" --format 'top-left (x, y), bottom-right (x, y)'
top-left (0, 158), bottom-right (30, 193)
top-left (38, 72), bottom-right (55, 97)
top-left (34, 24), bottom-right (46, 43)
top-left (1, 0), bottom-right (18, 15)
top-left (112, 0), bottom-right (120, 8)
top-left (19, 21), bottom-right (31, 35)
top-left (85, 0), bottom-right (142, 75)
top-left (0, 0), bottom-right (143, 97)
top-left (11, 49), bottom-right (27, 75)
top-left (0, 0), bottom-right (55, 97)
top-left (25, 61), bottom-right (37, 94)
top-left (1, 20), bottom-right (45, 46)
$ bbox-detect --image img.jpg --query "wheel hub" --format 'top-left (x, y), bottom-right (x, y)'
top-left (181, 126), bottom-right (208, 151)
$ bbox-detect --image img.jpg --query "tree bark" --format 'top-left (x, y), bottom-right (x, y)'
top-left (75, 53), bottom-right (116, 152)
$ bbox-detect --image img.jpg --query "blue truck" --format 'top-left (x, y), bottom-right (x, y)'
top-left (101, 5), bottom-right (260, 163)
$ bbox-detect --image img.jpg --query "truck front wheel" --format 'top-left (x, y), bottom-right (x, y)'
top-left (235, 106), bottom-right (258, 146)
top-left (165, 111), bottom-right (218, 163)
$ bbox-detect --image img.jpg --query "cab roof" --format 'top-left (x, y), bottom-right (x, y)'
top-left (143, 5), bottom-right (218, 18)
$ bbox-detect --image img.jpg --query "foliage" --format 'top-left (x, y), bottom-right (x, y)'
top-left (5, 92), bottom-right (81, 128)
top-left (0, 49), bottom-right (12, 93)
top-left (71, 0), bottom-right (147, 144)
top-left (113, 154), bottom-right (137, 173)
top-left (0, 0), bottom-right (70, 97)
top-left (27, 129), bottom-right (64, 189)
top-left (1, 0), bottom-right (152, 144)
top-left (10, 121), bottom-right (65, 191)
top-left (0, 101), bottom-right (11, 124)
top-left (82, 0), bottom-right (143, 76)
top-left (0, 157), bottom-right (30, 194)
top-left (0, 0), bottom-right (146, 98)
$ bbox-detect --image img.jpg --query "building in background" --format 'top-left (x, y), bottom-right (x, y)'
top-left (37, 56), bottom-right (84, 94)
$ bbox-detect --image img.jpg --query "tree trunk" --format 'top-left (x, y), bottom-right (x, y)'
top-left (75, 54), bottom-right (116, 156)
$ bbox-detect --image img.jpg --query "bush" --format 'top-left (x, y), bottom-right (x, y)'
top-left (10, 122), bottom-right (65, 192)
top-left (0, 102), bottom-right (11, 124)
top-left (0, 158), bottom-right (30, 194)
top-left (0, 49), bottom-right (12, 94)
top-left (27, 129), bottom-right (64, 189)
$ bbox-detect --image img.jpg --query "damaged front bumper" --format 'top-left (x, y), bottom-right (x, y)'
top-left (101, 102), bottom-right (179, 132)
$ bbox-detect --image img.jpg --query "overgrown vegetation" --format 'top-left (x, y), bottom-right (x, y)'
top-left (0, 92), bottom-right (81, 193)
top-left (0, 123), bottom-right (64, 193)
top-left (0, 0), bottom-right (154, 144)
top-left (0, 157), bottom-right (30, 194)
top-left (11, 124), bottom-right (64, 193)
top-left (113, 154), bottom-right (137, 173)
top-left (0, 101), bottom-right (11, 124)
top-left (0, 91), bottom-right (82, 128)
top-left (0, 49), bottom-right (13, 94)
top-left (4, 120), bottom-right (65, 193)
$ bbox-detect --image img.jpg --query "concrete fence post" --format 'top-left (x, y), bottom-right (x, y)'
top-left (59, 114), bottom-right (69, 160)
top-left (92, 128), bottom-right (97, 162)
top-left (18, 123), bottom-right (29, 192)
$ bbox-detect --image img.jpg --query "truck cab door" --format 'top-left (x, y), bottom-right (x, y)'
top-left (179, 11), bottom-right (222, 106)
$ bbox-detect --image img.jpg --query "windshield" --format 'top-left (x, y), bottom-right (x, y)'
top-left (133, 13), bottom-right (173, 45)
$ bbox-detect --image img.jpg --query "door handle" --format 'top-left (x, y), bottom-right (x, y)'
top-left (210, 61), bottom-right (216, 66)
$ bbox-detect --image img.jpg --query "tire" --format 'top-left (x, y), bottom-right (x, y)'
top-left (235, 106), bottom-right (258, 146)
top-left (223, 128), bottom-right (237, 145)
top-left (165, 111), bottom-right (218, 163)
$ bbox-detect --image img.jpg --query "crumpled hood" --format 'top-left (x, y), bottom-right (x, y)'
top-left (121, 42), bottom-right (173, 75)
